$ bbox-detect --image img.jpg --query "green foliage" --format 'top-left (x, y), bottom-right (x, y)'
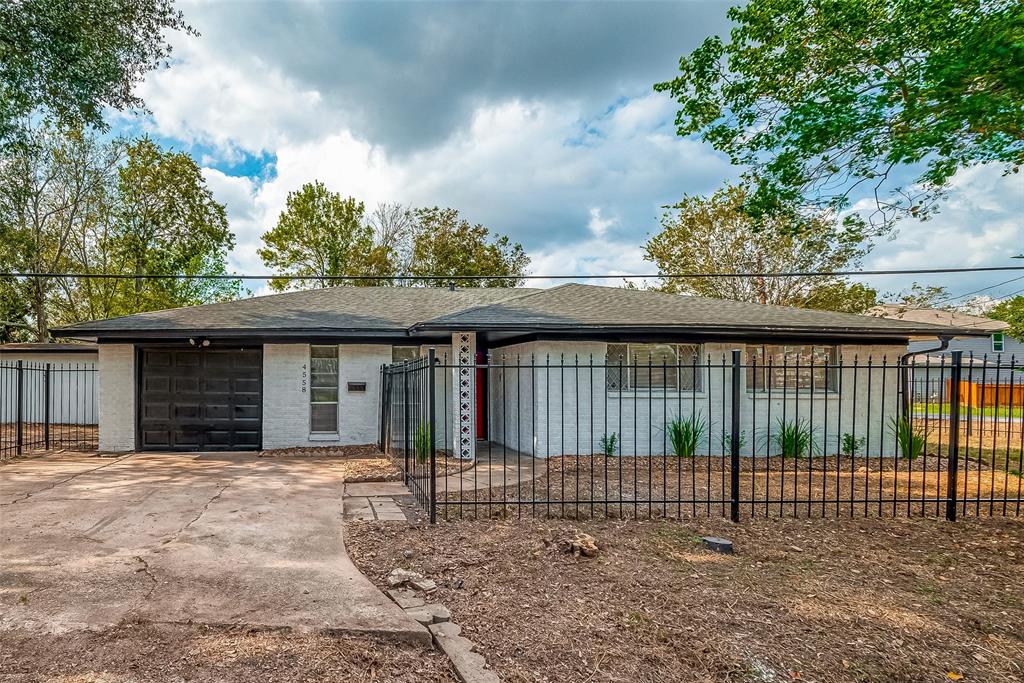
top-left (599, 432), bottom-right (619, 456)
top-left (644, 185), bottom-right (876, 311)
top-left (722, 430), bottom-right (747, 453)
top-left (990, 296), bottom-right (1024, 340)
top-left (409, 207), bottom-right (530, 288)
top-left (0, 278), bottom-right (31, 343)
top-left (655, 0), bottom-right (1024, 229)
top-left (258, 181), bottom-right (378, 291)
top-left (767, 419), bottom-right (816, 459)
top-left (414, 423), bottom-right (432, 464)
top-left (0, 124), bottom-right (240, 338)
top-left (894, 283), bottom-right (952, 309)
top-left (0, 0), bottom-right (193, 143)
top-left (841, 433), bottom-right (865, 457)
top-left (667, 415), bottom-right (706, 457)
top-left (890, 416), bottom-right (925, 460)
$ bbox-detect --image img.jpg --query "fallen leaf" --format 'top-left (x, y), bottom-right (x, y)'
top-left (947, 672), bottom-right (964, 681)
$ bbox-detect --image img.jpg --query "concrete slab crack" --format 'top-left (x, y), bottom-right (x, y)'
top-left (133, 555), bottom-right (158, 599)
top-left (160, 476), bottom-right (238, 546)
top-left (1, 454), bottom-right (135, 507)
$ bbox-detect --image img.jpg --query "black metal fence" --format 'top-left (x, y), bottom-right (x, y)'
top-left (381, 349), bottom-right (1024, 522)
top-left (0, 360), bottom-right (98, 461)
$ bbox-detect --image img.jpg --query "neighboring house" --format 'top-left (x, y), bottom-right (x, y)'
top-left (867, 304), bottom-right (1021, 357)
top-left (51, 284), bottom-right (974, 455)
top-left (0, 343), bottom-right (99, 425)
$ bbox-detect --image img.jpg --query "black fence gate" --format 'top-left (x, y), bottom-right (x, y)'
top-left (382, 349), bottom-right (1024, 523)
top-left (0, 360), bottom-right (98, 460)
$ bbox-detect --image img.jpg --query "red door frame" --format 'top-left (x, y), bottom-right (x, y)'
top-left (475, 350), bottom-right (487, 439)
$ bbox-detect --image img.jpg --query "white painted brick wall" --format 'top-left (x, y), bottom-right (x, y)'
top-left (486, 341), bottom-right (904, 458)
top-left (262, 343), bottom-right (390, 448)
top-left (98, 344), bottom-right (135, 452)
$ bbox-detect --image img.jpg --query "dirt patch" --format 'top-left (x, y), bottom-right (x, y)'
top-left (0, 622), bottom-right (455, 682)
top-left (0, 422), bottom-right (97, 461)
top-left (259, 444), bottom-right (385, 458)
top-left (348, 516), bottom-right (1024, 682)
top-left (436, 454), bottom-right (1024, 520)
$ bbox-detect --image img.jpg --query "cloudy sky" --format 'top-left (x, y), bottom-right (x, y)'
top-left (117, 0), bottom-right (1024, 303)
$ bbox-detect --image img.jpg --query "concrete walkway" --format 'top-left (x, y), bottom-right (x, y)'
top-left (431, 442), bottom-right (543, 494)
top-left (0, 452), bottom-right (427, 643)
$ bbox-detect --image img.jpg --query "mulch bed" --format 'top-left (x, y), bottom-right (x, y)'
top-left (347, 516), bottom-right (1024, 682)
top-left (436, 454), bottom-right (1024, 520)
top-left (0, 622), bottom-right (455, 682)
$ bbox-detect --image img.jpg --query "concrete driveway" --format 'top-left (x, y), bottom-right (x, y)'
top-left (0, 453), bottom-right (426, 642)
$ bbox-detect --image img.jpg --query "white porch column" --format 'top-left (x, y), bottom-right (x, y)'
top-left (452, 332), bottom-right (477, 461)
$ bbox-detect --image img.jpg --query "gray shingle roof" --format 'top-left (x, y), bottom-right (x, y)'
top-left (52, 283), bottom-right (979, 339)
top-left (54, 287), bottom-right (537, 335)
top-left (412, 284), bottom-right (979, 336)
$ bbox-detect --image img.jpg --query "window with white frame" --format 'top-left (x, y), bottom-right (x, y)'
top-left (992, 332), bottom-right (1005, 353)
top-left (606, 343), bottom-right (703, 391)
top-left (310, 345), bottom-right (339, 433)
top-left (745, 344), bottom-right (838, 392)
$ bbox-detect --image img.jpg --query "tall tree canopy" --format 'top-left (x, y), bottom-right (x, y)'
top-left (0, 125), bottom-right (240, 340)
top-left (258, 187), bottom-right (530, 289)
top-left (408, 207), bottom-right (530, 288)
top-left (258, 181), bottom-right (379, 291)
top-left (643, 185), bottom-right (877, 312)
top-left (655, 0), bottom-right (1024, 228)
top-left (0, 0), bottom-right (193, 143)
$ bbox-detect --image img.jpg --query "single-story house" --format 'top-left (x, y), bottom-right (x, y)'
top-left (0, 342), bottom-right (98, 426)
top-left (52, 284), bottom-right (976, 456)
top-left (0, 342), bottom-right (98, 365)
top-left (867, 304), bottom-right (1020, 357)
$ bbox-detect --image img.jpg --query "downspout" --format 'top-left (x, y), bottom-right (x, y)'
top-left (900, 335), bottom-right (953, 419)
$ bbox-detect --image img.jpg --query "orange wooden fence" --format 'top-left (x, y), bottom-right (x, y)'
top-left (948, 380), bottom-right (1024, 408)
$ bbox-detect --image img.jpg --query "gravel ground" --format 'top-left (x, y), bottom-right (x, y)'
top-left (348, 516), bottom-right (1024, 682)
top-left (0, 623), bottom-right (456, 682)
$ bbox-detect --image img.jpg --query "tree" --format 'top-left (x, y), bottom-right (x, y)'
top-left (891, 283), bottom-right (951, 309)
top-left (0, 122), bottom-right (123, 340)
top-left (258, 182), bottom-right (377, 291)
top-left (0, 0), bottom-right (193, 143)
top-left (0, 128), bottom-right (240, 339)
top-left (643, 185), bottom-right (877, 311)
top-left (0, 278), bottom-right (31, 343)
top-left (989, 296), bottom-right (1024, 339)
top-left (110, 138), bottom-right (240, 312)
top-left (408, 207), bottom-right (530, 288)
top-left (655, 0), bottom-right (1024, 229)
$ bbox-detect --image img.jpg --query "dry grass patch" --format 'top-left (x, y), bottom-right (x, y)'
top-left (348, 516), bottom-right (1024, 682)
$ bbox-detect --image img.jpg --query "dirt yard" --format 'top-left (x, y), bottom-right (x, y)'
top-left (434, 454), bottom-right (1024, 520)
top-left (0, 422), bottom-right (97, 459)
top-left (0, 623), bottom-right (455, 682)
top-left (348, 516), bottom-right (1024, 682)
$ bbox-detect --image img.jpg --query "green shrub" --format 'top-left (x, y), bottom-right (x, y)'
top-left (599, 432), bottom-right (619, 456)
top-left (841, 432), bottom-right (865, 457)
top-left (722, 430), bottom-right (747, 453)
top-left (890, 416), bottom-right (925, 460)
top-left (769, 418), bottom-right (816, 459)
top-left (667, 415), bottom-right (706, 457)
top-left (413, 423), bottom-right (432, 464)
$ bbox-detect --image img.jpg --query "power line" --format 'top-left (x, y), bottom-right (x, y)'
top-left (3, 265), bottom-right (1024, 281)
top-left (932, 274), bottom-right (1024, 306)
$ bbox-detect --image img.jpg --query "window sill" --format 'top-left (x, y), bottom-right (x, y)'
top-left (749, 392), bottom-right (840, 400)
top-left (309, 432), bottom-right (340, 441)
top-left (606, 391), bottom-right (708, 399)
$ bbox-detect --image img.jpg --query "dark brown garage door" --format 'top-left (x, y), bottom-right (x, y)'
top-left (138, 347), bottom-right (262, 451)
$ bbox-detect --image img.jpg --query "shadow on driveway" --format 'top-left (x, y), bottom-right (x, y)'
top-left (0, 452), bottom-right (427, 643)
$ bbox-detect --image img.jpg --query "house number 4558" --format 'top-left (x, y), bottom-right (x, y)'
top-left (301, 363), bottom-right (307, 393)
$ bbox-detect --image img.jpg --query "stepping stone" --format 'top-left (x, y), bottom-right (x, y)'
top-left (405, 602), bottom-right (450, 626)
top-left (429, 622), bottom-right (499, 683)
top-left (387, 588), bottom-right (425, 609)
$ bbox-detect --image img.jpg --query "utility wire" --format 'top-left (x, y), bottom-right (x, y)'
top-left (3, 265), bottom-right (1024, 281)
top-left (931, 274), bottom-right (1024, 306)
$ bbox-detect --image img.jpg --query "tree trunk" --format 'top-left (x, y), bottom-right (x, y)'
top-left (33, 278), bottom-right (48, 342)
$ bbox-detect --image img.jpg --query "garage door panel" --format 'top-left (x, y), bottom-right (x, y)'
top-left (139, 347), bottom-right (262, 451)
